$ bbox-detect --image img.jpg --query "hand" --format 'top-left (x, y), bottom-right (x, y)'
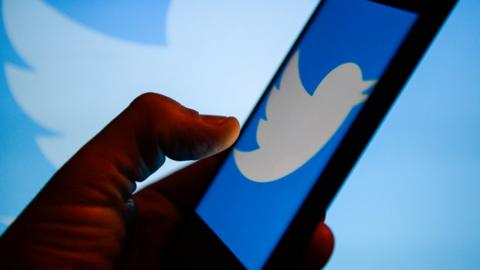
top-left (0, 93), bottom-right (334, 269)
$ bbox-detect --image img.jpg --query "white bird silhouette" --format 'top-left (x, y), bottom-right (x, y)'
top-left (2, 0), bottom-right (316, 180)
top-left (234, 52), bottom-right (376, 182)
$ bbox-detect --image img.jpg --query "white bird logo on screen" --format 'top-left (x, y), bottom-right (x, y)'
top-left (3, 0), bottom-right (316, 171)
top-left (234, 52), bottom-right (376, 183)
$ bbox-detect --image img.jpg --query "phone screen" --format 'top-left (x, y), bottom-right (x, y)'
top-left (197, 0), bottom-right (418, 268)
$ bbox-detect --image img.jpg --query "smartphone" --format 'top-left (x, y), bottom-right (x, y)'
top-left (165, 0), bottom-right (457, 269)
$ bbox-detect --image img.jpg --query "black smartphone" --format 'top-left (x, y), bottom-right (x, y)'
top-left (165, 0), bottom-right (457, 269)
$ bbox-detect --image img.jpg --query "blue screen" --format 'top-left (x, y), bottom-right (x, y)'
top-left (196, 0), bottom-right (417, 268)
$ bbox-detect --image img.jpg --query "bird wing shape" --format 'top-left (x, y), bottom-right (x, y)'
top-left (234, 52), bottom-right (376, 182)
top-left (3, 0), bottom-right (180, 168)
top-left (3, 0), bottom-right (318, 172)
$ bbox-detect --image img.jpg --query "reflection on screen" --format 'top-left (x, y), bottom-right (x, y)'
top-left (197, 0), bottom-right (417, 268)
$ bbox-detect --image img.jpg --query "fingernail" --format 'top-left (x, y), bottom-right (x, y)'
top-left (202, 115), bottom-right (231, 125)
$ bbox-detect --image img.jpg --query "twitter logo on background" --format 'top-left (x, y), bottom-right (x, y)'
top-left (3, 0), bottom-right (315, 174)
top-left (0, 0), bottom-right (317, 234)
top-left (234, 51), bottom-right (375, 182)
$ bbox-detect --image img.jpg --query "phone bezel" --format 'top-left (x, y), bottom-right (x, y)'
top-left (262, 0), bottom-right (457, 268)
top-left (167, 0), bottom-right (458, 269)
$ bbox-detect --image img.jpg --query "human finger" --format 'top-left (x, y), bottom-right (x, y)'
top-left (297, 222), bottom-right (334, 269)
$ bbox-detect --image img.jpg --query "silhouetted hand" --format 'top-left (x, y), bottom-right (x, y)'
top-left (0, 93), bottom-right (334, 269)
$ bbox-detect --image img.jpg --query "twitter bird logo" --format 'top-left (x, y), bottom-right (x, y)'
top-left (1, 0), bottom-right (318, 234)
top-left (234, 52), bottom-right (376, 182)
top-left (3, 0), bottom-right (316, 171)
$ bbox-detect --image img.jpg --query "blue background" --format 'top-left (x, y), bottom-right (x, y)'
top-left (197, 0), bottom-right (416, 268)
top-left (0, 0), bottom-right (172, 232)
top-left (1, 0), bottom-right (479, 269)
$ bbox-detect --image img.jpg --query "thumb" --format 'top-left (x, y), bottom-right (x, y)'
top-left (0, 93), bottom-right (239, 268)
top-left (48, 92), bottom-right (240, 204)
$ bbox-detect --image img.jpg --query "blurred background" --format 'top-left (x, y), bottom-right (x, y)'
top-left (0, 0), bottom-right (478, 269)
